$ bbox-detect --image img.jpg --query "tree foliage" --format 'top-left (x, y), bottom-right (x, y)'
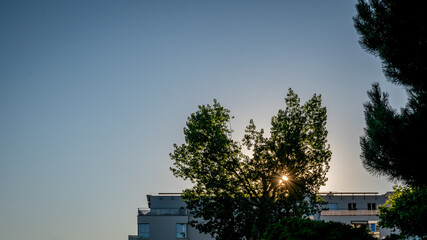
top-left (354, 0), bottom-right (427, 187)
top-left (170, 89), bottom-right (331, 239)
top-left (354, 0), bottom-right (427, 95)
top-left (360, 83), bottom-right (426, 186)
top-left (263, 217), bottom-right (375, 240)
top-left (378, 185), bottom-right (427, 239)
top-left (354, 1), bottom-right (427, 237)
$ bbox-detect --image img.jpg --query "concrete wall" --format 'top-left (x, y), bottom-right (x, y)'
top-left (321, 193), bottom-right (388, 210)
top-left (136, 215), bottom-right (213, 240)
top-left (138, 215), bottom-right (188, 240)
top-left (136, 194), bottom-right (214, 240)
top-left (318, 193), bottom-right (391, 239)
top-left (149, 195), bottom-right (186, 209)
top-left (187, 219), bottom-right (213, 240)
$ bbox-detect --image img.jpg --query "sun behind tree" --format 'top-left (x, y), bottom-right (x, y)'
top-left (170, 89), bottom-right (331, 240)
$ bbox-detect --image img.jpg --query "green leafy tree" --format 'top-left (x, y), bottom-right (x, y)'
top-left (170, 89), bottom-right (331, 240)
top-left (378, 185), bottom-right (427, 239)
top-left (382, 234), bottom-right (404, 240)
top-left (263, 217), bottom-right (375, 240)
top-left (354, 0), bottom-right (427, 186)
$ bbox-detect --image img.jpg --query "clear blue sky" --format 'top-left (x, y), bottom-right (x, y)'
top-left (1, 1), bottom-right (406, 240)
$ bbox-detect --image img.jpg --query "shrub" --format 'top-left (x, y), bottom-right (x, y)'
top-left (263, 217), bottom-right (375, 240)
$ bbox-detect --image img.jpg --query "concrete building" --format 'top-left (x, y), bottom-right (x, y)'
top-left (128, 193), bottom-right (212, 240)
top-left (128, 192), bottom-right (392, 240)
top-left (316, 192), bottom-right (393, 239)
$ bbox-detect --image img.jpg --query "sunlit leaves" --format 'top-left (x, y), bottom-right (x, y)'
top-left (378, 186), bottom-right (427, 238)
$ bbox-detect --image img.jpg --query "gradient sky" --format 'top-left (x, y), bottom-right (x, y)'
top-left (0, 1), bottom-right (407, 240)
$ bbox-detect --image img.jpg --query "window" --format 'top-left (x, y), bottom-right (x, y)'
top-left (150, 208), bottom-right (180, 216)
top-left (139, 223), bottom-right (150, 239)
top-left (368, 203), bottom-right (376, 210)
top-left (370, 223), bottom-right (376, 232)
top-left (176, 223), bottom-right (187, 238)
top-left (348, 203), bottom-right (357, 210)
top-left (329, 203), bottom-right (338, 210)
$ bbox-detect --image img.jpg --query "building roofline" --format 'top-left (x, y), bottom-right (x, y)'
top-left (149, 192), bottom-right (387, 196)
top-left (157, 193), bottom-right (183, 196)
top-left (318, 192), bottom-right (380, 196)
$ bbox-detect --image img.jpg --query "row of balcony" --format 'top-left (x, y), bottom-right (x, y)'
top-left (321, 209), bottom-right (379, 216)
top-left (138, 208), bottom-right (378, 217)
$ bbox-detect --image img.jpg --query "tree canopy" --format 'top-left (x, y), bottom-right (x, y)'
top-left (170, 89), bottom-right (331, 239)
top-left (360, 83), bottom-right (426, 186)
top-left (354, 0), bottom-right (427, 187)
top-left (263, 217), bottom-right (375, 240)
top-left (378, 185), bottom-right (427, 239)
top-left (354, 1), bottom-right (427, 238)
top-left (354, 0), bottom-right (427, 96)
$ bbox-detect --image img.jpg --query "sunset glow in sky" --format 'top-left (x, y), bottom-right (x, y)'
top-left (0, 1), bottom-right (406, 240)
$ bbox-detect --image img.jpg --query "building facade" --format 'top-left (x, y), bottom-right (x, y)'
top-left (128, 193), bottom-right (212, 240)
top-left (128, 192), bottom-right (392, 240)
top-left (315, 192), bottom-right (393, 239)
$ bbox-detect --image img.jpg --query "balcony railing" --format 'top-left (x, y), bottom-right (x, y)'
top-left (321, 209), bottom-right (379, 216)
top-left (138, 208), bottom-right (189, 216)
